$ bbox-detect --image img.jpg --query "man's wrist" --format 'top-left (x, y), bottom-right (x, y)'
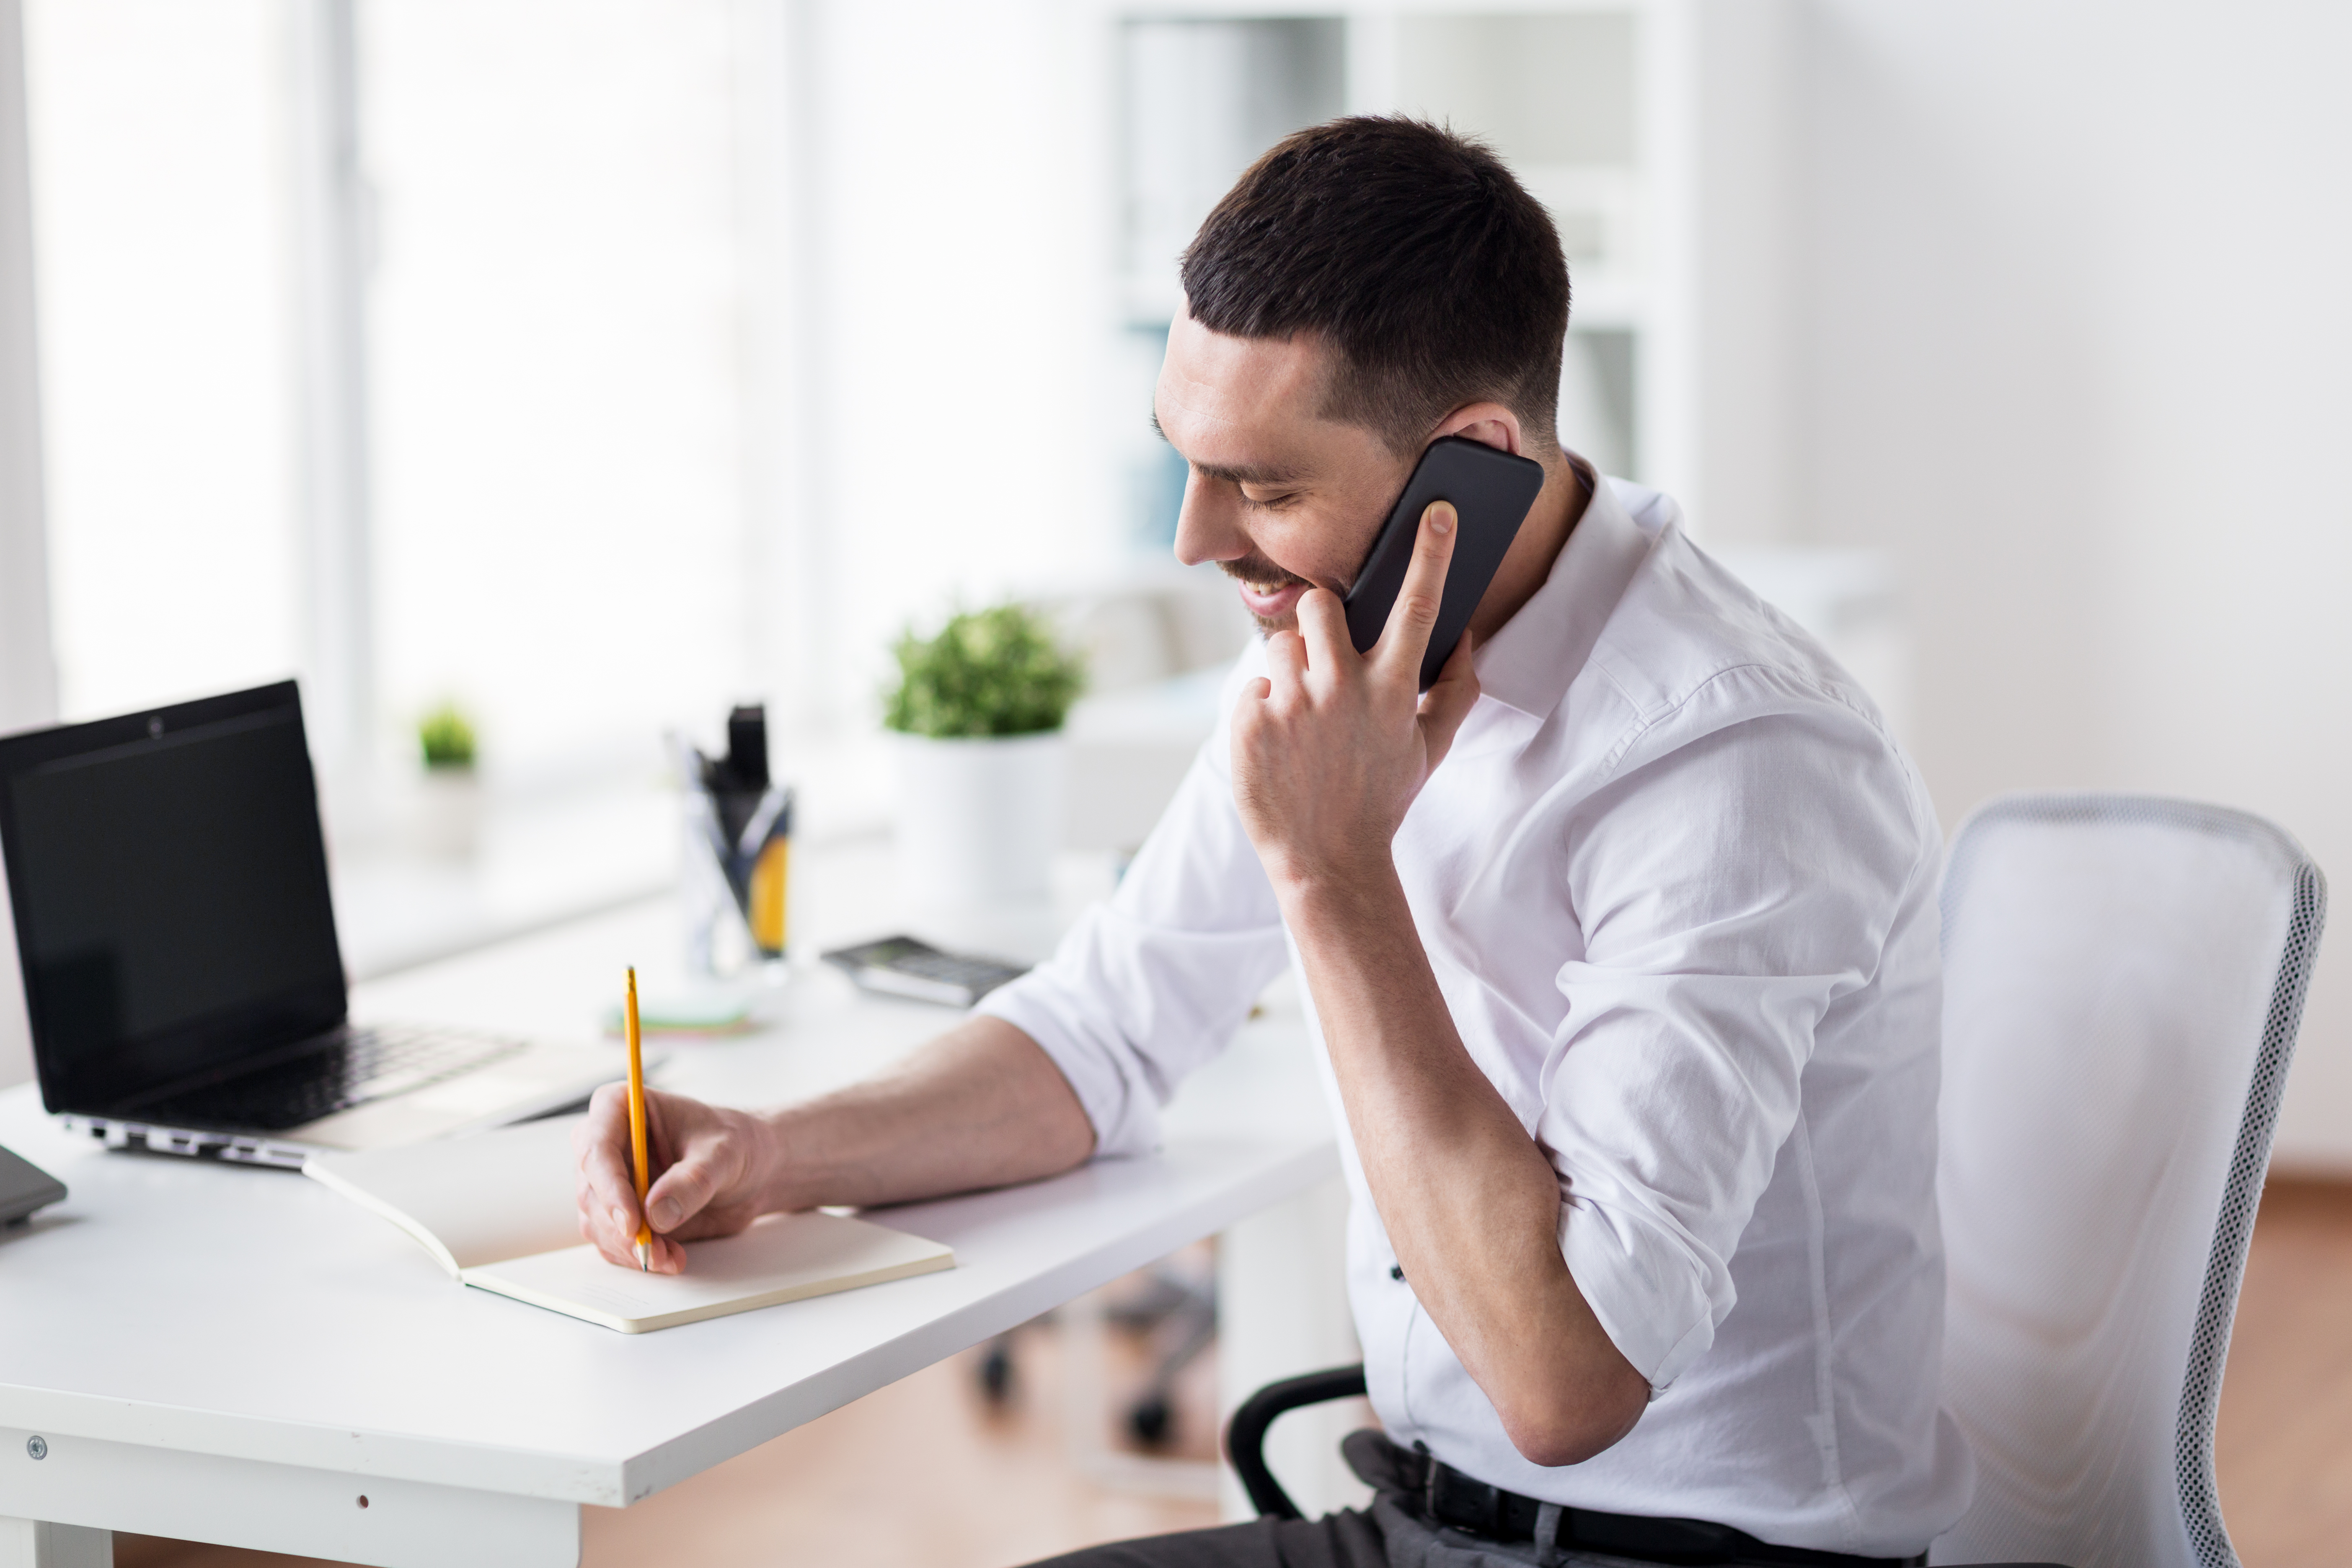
top-left (1271, 853), bottom-right (1410, 935)
top-left (747, 1104), bottom-right (812, 1214)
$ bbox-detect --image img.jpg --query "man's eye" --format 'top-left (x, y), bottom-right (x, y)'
top-left (1241, 490), bottom-right (1297, 510)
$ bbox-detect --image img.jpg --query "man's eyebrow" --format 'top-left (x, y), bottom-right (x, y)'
top-left (1194, 460), bottom-right (1305, 486)
top-left (1150, 408), bottom-right (1304, 485)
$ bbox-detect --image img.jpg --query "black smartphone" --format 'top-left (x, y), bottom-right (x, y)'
top-left (1342, 435), bottom-right (1546, 690)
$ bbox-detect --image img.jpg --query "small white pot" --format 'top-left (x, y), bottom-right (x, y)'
top-left (894, 730), bottom-right (1066, 907)
top-left (414, 767), bottom-right (483, 860)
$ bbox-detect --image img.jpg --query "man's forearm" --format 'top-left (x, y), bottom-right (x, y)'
top-left (760, 1015), bottom-right (1097, 1212)
top-left (1282, 868), bottom-right (1646, 1466)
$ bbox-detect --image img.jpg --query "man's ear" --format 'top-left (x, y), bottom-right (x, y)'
top-left (1431, 401), bottom-right (1525, 458)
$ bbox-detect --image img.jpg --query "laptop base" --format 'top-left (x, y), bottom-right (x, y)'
top-left (60, 1033), bottom-right (635, 1171)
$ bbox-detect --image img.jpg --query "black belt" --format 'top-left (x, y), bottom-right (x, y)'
top-left (1403, 1445), bottom-right (1927, 1568)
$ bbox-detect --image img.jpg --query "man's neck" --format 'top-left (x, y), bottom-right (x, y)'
top-left (1465, 445), bottom-right (1593, 648)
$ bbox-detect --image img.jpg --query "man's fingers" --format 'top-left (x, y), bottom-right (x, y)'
top-left (577, 1081), bottom-right (672, 1256)
top-left (1263, 627), bottom-right (1307, 694)
top-left (586, 1201), bottom-right (683, 1271)
top-left (578, 1180), bottom-right (638, 1268)
top-left (581, 1119), bottom-right (642, 1224)
top-left (1416, 629), bottom-right (1482, 771)
top-left (1375, 501), bottom-right (1458, 675)
top-left (1295, 587), bottom-right (1352, 673)
top-left (578, 1081), bottom-right (631, 1153)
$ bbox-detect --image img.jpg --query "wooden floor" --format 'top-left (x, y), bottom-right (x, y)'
top-left (115, 1178), bottom-right (2352, 1568)
top-left (2213, 1178), bottom-right (2352, 1566)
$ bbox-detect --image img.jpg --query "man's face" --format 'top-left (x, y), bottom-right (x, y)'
top-left (1154, 312), bottom-right (1411, 635)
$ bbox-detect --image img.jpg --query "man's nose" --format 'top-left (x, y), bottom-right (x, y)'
top-left (1172, 473), bottom-right (1246, 567)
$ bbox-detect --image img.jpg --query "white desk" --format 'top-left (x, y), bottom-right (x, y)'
top-left (0, 899), bottom-right (1338, 1568)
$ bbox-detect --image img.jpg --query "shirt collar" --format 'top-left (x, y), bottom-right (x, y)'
top-left (1471, 465), bottom-right (1659, 720)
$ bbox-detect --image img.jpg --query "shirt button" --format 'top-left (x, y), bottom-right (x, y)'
top-left (1389, 1264), bottom-right (1405, 1282)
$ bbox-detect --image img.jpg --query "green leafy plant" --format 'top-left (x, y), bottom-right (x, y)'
top-left (883, 603), bottom-right (1086, 739)
top-left (418, 702), bottom-right (477, 770)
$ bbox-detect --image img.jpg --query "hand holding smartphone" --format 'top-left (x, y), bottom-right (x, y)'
top-left (1341, 436), bottom-right (1547, 690)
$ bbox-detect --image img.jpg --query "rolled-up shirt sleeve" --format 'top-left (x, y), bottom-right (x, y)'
top-left (1538, 684), bottom-right (1936, 1392)
top-left (977, 661), bottom-right (1290, 1157)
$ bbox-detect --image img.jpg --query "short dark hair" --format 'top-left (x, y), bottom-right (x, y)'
top-left (1180, 116), bottom-right (1569, 457)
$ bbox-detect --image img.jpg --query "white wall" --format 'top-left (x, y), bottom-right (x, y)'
top-left (1796, 1), bottom-right (2352, 1167)
top-left (1683, 0), bottom-right (1802, 548)
top-left (0, 0), bottom-right (48, 1092)
top-left (0, 0), bottom-right (51, 740)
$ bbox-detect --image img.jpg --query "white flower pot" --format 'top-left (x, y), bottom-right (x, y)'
top-left (414, 767), bottom-right (483, 860)
top-left (894, 730), bottom-right (1066, 908)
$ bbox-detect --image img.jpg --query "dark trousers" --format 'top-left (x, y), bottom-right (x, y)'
top-left (1020, 1508), bottom-right (1392, 1568)
top-left (1019, 1433), bottom-right (1925, 1568)
top-left (1021, 1432), bottom-right (1520, 1568)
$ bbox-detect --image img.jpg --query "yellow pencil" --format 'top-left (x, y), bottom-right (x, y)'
top-left (624, 966), bottom-right (652, 1271)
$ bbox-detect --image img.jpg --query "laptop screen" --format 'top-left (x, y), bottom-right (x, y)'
top-left (0, 682), bottom-right (347, 1113)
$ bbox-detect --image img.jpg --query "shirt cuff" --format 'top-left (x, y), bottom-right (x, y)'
top-left (975, 979), bottom-right (1163, 1159)
top-left (1558, 1190), bottom-right (1724, 1395)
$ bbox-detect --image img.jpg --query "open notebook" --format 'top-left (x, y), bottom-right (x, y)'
top-left (304, 1116), bottom-right (954, 1333)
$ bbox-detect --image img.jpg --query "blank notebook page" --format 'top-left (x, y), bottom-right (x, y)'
top-left (306, 1114), bottom-right (585, 1273)
top-left (307, 1114), bottom-right (955, 1331)
top-left (465, 1211), bottom-right (955, 1333)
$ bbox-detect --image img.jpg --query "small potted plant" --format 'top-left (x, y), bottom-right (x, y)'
top-left (884, 603), bottom-right (1086, 906)
top-left (415, 700), bottom-right (481, 859)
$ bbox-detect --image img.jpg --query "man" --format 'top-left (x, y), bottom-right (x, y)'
top-left (575, 118), bottom-right (1972, 1566)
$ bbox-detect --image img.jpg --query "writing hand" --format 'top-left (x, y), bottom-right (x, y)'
top-left (573, 1082), bottom-right (781, 1274)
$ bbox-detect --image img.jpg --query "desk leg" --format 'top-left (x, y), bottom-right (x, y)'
top-left (1215, 1171), bottom-right (1363, 1523)
top-left (0, 1520), bottom-right (110, 1568)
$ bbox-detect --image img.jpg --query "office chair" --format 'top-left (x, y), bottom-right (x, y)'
top-left (1933, 794), bottom-right (2322, 1566)
top-left (1225, 793), bottom-right (2325, 1568)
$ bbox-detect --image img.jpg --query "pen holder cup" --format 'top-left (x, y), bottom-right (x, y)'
top-left (682, 776), bottom-right (793, 978)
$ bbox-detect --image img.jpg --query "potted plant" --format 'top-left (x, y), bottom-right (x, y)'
top-left (415, 700), bottom-right (482, 859)
top-left (884, 603), bottom-right (1086, 906)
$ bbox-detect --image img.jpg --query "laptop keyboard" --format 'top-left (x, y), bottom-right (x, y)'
top-left (149, 1023), bottom-right (530, 1131)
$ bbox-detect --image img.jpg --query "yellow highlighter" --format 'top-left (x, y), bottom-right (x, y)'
top-left (624, 966), bottom-right (652, 1271)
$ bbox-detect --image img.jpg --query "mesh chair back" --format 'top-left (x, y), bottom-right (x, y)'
top-left (1931, 795), bottom-right (2324, 1568)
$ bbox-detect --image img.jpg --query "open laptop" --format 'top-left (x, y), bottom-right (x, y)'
top-left (0, 681), bottom-right (630, 1169)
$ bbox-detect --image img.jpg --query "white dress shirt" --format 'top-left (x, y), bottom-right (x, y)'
top-left (980, 475), bottom-right (1974, 1556)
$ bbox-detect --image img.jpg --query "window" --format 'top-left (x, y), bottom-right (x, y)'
top-left (362, 0), bottom-right (750, 786)
top-left (23, 0), bottom-right (299, 723)
top-left (24, 0), bottom-right (760, 796)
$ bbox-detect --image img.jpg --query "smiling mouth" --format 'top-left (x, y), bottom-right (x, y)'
top-left (1219, 557), bottom-right (1311, 597)
top-left (1217, 559), bottom-right (1315, 625)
